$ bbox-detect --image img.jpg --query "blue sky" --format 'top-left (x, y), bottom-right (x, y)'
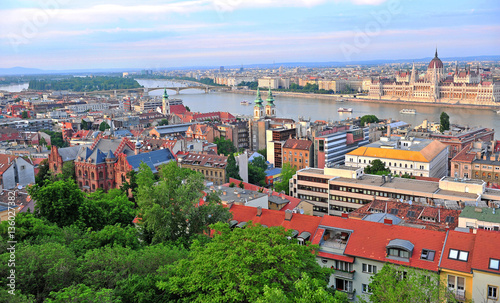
top-left (0, 0), bottom-right (499, 69)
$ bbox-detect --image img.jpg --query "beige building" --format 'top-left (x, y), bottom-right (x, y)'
top-left (177, 153), bottom-right (227, 185)
top-left (289, 165), bottom-right (499, 217)
top-left (345, 136), bottom-right (449, 178)
top-left (258, 77), bottom-right (290, 89)
top-left (458, 205), bottom-right (500, 231)
top-left (318, 79), bottom-right (346, 93)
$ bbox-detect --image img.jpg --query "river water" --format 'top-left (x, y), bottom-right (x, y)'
top-left (2, 80), bottom-right (499, 138)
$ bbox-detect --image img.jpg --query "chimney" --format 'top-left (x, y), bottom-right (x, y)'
top-left (256, 206), bottom-right (262, 217)
top-left (387, 119), bottom-right (392, 138)
top-left (341, 213), bottom-right (349, 219)
top-left (223, 191), bottom-right (227, 196)
top-left (237, 193), bottom-right (241, 198)
top-left (383, 218), bottom-right (392, 225)
top-left (285, 209), bottom-right (293, 221)
top-left (281, 194), bottom-right (286, 200)
top-left (483, 154), bottom-right (487, 160)
top-left (227, 201), bottom-right (234, 209)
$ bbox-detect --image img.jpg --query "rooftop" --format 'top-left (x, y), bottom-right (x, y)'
top-left (459, 206), bottom-right (500, 223)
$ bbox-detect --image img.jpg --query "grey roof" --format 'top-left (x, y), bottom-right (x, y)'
top-left (387, 239), bottom-right (414, 252)
top-left (154, 123), bottom-right (193, 136)
top-left (363, 213), bottom-right (402, 224)
top-left (268, 195), bottom-right (290, 205)
top-left (106, 150), bottom-right (115, 159)
top-left (126, 149), bottom-right (175, 173)
top-left (76, 139), bottom-right (133, 164)
top-left (58, 145), bottom-right (83, 162)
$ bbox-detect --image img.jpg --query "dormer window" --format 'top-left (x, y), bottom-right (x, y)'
top-left (421, 249), bottom-right (435, 261)
top-left (448, 249), bottom-right (469, 261)
top-left (489, 259), bottom-right (500, 270)
top-left (387, 239), bottom-right (414, 260)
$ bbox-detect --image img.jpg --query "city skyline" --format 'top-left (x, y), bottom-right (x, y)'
top-left (1, 0), bottom-right (499, 70)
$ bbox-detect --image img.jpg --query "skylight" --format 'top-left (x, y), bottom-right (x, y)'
top-left (489, 259), bottom-right (499, 270)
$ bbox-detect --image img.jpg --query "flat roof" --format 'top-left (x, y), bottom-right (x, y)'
top-left (459, 206), bottom-right (500, 223)
top-left (442, 177), bottom-right (484, 186)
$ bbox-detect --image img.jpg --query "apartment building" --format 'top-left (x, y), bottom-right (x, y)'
top-left (177, 152), bottom-right (227, 185)
top-left (290, 165), bottom-right (500, 217)
top-left (266, 128), bottom-right (296, 168)
top-left (282, 139), bottom-right (313, 170)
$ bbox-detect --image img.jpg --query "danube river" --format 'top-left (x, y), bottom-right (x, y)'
top-left (2, 80), bottom-right (499, 138)
top-left (137, 80), bottom-right (500, 138)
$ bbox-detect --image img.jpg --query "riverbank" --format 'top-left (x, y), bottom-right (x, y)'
top-left (226, 89), bottom-right (500, 110)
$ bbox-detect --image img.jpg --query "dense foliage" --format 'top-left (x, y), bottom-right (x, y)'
top-left (41, 130), bottom-right (68, 148)
top-left (226, 153), bottom-right (241, 181)
top-left (158, 222), bottom-right (344, 303)
top-left (358, 264), bottom-right (456, 303)
top-left (237, 81), bottom-right (259, 89)
top-left (360, 115), bottom-right (379, 126)
top-left (28, 76), bottom-right (142, 91)
top-left (440, 112), bottom-right (450, 132)
top-left (274, 162), bottom-right (297, 194)
top-left (214, 136), bottom-right (236, 156)
top-left (248, 155), bottom-right (268, 186)
top-left (364, 159), bottom-right (390, 175)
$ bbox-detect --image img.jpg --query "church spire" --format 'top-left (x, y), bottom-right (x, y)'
top-left (254, 88), bottom-right (263, 106)
top-left (163, 88), bottom-right (169, 100)
top-left (435, 47), bottom-right (438, 58)
top-left (266, 88), bottom-right (275, 105)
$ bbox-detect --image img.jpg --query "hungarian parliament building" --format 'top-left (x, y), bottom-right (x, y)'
top-left (368, 50), bottom-right (500, 105)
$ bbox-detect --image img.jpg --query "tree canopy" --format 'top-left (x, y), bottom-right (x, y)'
top-left (158, 222), bottom-right (341, 303)
top-left (41, 130), bottom-right (68, 148)
top-left (99, 121), bottom-right (111, 132)
top-left (28, 76), bottom-right (142, 92)
top-left (364, 159), bottom-right (390, 175)
top-left (135, 161), bottom-right (231, 245)
top-left (274, 162), bottom-right (296, 195)
top-left (440, 112), bottom-right (450, 133)
top-left (214, 137), bottom-right (236, 156)
top-left (358, 263), bottom-right (457, 303)
top-left (360, 115), bottom-right (379, 126)
top-left (226, 153), bottom-right (241, 181)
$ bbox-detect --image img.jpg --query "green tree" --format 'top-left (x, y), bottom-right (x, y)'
top-left (99, 121), bottom-right (111, 132)
top-left (248, 161), bottom-right (266, 186)
top-left (29, 179), bottom-right (86, 228)
top-left (39, 136), bottom-right (47, 146)
top-left (21, 110), bottom-right (29, 119)
top-left (0, 242), bottom-right (78, 302)
top-left (440, 112), bottom-right (450, 133)
top-left (250, 155), bottom-right (268, 171)
top-left (35, 158), bottom-right (52, 186)
top-left (359, 263), bottom-right (457, 303)
top-left (41, 130), bottom-right (68, 148)
top-left (226, 153), bottom-right (241, 181)
top-left (81, 119), bottom-right (90, 130)
top-left (238, 181), bottom-right (245, 189)
top-left (214, 137), bottom-right (236, 156)
top-left (274, 162), bottom-right (296, 195)
top-left (135, 161), bottom-right (231, 245)
top-left (364, 159), bottom-right (390, 175)
top-left (158, 119), bottom-right (169, 126)
top-left (360, 115), bottom-right (379, 126)
top-left (185, 106), bottom-right (191, 112)
top-left (61, 160), bottom-right (76, 180)
top-left (257, 273), bottom-right (348, 303)
top-left (158, 222), bottom-right (333, 302)
top-left (257, 148), bottom-right (267, 160)
top-left (46, 284), bottom-right (120, 303)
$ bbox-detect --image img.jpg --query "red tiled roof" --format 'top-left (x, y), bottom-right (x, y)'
top-left (318, 251), bottom-right (355, 263)
top-left (283, 139), bottom-right (312, 150)
top-left (170, 104), bottom-right (188, 115)
top-left (319, 215), bottom-right (446, 272)
top-left (230, 204), bottom-right (321, 236)
top-left (0, 154), bottom-right (16, 175)
top-left (471, 230), bottom-right (500, 274)
top-left (440, 230), bottom-right (475, 273)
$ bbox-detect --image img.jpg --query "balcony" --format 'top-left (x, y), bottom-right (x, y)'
top-left (338, 289), bottom-right (356, 300)
top-left (333, 269), bottom-right (355, 280)
top-left (449, 289), bottom-right (466, 301)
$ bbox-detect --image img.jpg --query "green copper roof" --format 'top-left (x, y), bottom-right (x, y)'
top-left (266, 88), bottom-right (275, 105)
top-left (459, 206), bottom-right (500, 223)
top-left (254, 88), bottom-right (263, 105)
top-left (163, 88), bottom-right (169, 99)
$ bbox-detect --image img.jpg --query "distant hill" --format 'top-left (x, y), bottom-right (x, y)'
top-left (1, 55), bottom-right (499, 75)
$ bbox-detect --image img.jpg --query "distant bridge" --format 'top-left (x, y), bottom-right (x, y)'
top-left (82, 85), bottom-right (230, 96)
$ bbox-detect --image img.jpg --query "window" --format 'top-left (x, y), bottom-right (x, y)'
top-left (407, 210), bottom-right (416, 217)
top-left (488, 285), bottom-right (498, 300)
top-left (448, 275), bottom-right (465, 291)
top-left (362, 284), bottom-right (372, 294)
top-left (449, 249), bottom-right (469, 261)
top-left (388, 248), bottom-right (410, 258)
top-left (362, 263), bottom-right (377, 274)
top-left (421, 249), bottom-right (435, 261)
top-left (490, 259), bottom-right (500, 270)
top-left (21, 165), bottom-right (25, 169)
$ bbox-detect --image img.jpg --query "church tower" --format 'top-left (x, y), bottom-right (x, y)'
top-left (410, 62), bottom-right (418, 84)
top-left (253, 88), bottom-right (264, 120)
top-left (265, 88), bottom-right (276, 118)
top-left (162, 89), bottom-right (170, 115)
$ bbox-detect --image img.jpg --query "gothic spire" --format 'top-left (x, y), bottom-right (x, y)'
top-left (254, 88), bottom-right (263, 107)
top-left (266, 87), bottom-right (275, 105)
top-left (435, 47), bottom-right (438, 58)
top-left (163, 88), bottom-right (169, 100)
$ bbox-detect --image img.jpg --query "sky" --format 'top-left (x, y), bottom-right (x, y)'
top-left (0, 0), bottom-right (499, 70)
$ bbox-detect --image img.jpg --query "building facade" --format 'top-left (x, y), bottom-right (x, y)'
top-left (282, 139), bottom-right (313, 170)
top-left (178, 152), bottom-right (228, 185)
